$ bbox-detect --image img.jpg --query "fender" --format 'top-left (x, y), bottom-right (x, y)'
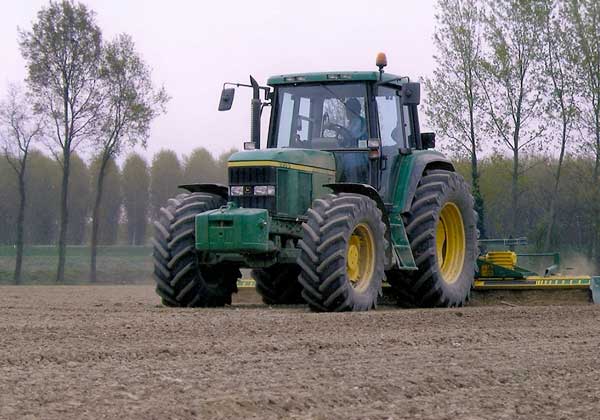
top-left (324, 182), bottom-right (389, 225)
top-left (179, 183), bottom-right (229, 200)
top-left (398, 152), bottom-right (454, 214)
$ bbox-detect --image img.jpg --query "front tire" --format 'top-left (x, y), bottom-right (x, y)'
top-left (152, 192), bottom-right (241, 307)
top-left (389, 170), bottom-right (477, 307)
top-left (297, 193), bottom-right (387, 312)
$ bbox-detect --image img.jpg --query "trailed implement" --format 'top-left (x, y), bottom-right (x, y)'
top-left (473, 238), bottom-right (600, 303)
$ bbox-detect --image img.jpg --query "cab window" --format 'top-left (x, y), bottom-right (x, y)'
top-left (375, 87), bottom-right (403, 147)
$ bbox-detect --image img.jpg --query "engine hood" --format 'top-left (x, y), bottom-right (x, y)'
top-left (228, 148), bottom-right (336, 174)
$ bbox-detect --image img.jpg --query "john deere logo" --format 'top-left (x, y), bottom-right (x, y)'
top-left (243, 186), bottom-right (253, 195)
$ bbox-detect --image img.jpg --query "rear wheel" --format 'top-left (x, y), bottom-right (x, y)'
top-left (252, 264), bottom-right (303, 305)
top-left (388, 170), bottom-right (477, 307)
top-left (152, 192), bottom-right (241, 307)
top-left (297, 193), bottom-right (387, 312)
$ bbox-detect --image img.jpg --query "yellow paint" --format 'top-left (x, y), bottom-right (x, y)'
top-left (473, 276), bottom-right (592, 290)
top-left (480, 263), bottom-right (494, 277)
top-left (346, 223), bottom-right (375, 292)
top-left (436, 202), bottom-right (466, 284)
top-left (228, 160), bottom-right (336, 176)
top-left (484, 251), bottom-right (517, 269)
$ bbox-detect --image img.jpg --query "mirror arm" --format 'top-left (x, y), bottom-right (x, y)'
top-left (223, 82), bottom-right (271, 100)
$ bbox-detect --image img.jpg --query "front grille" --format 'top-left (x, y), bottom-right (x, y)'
top-left (229, 166), bottom-right (276, 184)
top-left (229, 166), bottom-right (277, 213)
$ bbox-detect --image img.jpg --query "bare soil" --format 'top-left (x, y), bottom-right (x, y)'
top-left (1, 285), bottom-right (599, 420)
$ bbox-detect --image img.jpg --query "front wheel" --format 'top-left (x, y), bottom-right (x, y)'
top-left (297, 193), bottom-right (387, 312)
top-left (152, 192), bottom-right (241, 307)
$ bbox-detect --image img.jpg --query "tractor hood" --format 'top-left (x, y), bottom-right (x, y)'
top-left (228, 148), bottom-right (336, 174)
top-left (226, 148), bottom-right (336, 219)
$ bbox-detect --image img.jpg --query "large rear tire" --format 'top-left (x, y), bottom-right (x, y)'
top-left (388, 170), bottom-right (477, 307)
top-left (152, 192), bottom-right (241, 307)
top-left (252, 264), bottom-right (304, 305)
top-left (297, 193), bottom-right (387, 312)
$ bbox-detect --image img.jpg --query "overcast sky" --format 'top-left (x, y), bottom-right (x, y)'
top-left (0, 0), bottom-right (437, 160)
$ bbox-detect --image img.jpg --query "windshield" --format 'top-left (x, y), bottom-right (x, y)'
top-left (272, 83), bottom-right (368, 150)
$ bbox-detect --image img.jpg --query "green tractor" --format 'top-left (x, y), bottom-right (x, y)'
top-left (152, 53), bottom-right (478, 311)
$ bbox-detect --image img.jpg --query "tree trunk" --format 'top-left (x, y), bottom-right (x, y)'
top-left (13, 169), bottom-right (26, 285)
top-left (544, 121), bottom-right (568, 251)
top-left (90, 157), bottom-right (109, 283)
top-left (468, 97), bottom-right (485, 238)
top-left (56, 149), bottom-right (71, 283)
top-left (511, 147), bottom-right (519, 236)
top-left (592, 123), bottom-right (600, 266)
top-left (471, 147), bottom-right (485, 239)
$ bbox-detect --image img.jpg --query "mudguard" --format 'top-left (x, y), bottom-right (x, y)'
top-left (394, 151), bottom-right (454, 214)
top-left (179, 183), bottom-right (229, 200)
top-left (324, 183), bottom-right (388, 224)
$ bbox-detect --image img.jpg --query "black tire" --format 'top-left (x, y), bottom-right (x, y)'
top-left (297, 193), bottom-right (387, 312)
top-left (152, 192), bottom-right (241, 307)
top-left (388, 169), bottom-right (477, 307)
top-left (252, 264), bottom-right (304, 305)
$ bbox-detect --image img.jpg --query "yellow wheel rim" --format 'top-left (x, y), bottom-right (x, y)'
top-left (436, 202), bottom-right (466, 284)
top-left (346, 223), bottom-right (376, 292)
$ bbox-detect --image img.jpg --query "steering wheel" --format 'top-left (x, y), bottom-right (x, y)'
top-left (322, 113), bottom-right (354, 147)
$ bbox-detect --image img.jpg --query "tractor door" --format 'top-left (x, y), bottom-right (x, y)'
top-left (375, 85), bottom-right (419, 199)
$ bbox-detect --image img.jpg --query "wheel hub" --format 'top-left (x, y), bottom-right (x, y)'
top-left (346, 223), bottom-right (376, 292)
top-left (436, 202), bottom-right (466, 284)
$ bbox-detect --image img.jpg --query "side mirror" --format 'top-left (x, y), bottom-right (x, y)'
top-left (421, 132), bottom-right (436, 149)
top-left (218, 88), bottom-right (235, 111)
top-left (401, 82), bottom-right (421, 105)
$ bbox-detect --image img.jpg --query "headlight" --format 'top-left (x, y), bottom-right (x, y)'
top-left (230, 186), bottom-right (244, 196)
top-left (254, 185), bottom-right (276, 196)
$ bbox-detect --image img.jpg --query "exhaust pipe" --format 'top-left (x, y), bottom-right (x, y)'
top-left (250, 76), bottom-right (261, 149)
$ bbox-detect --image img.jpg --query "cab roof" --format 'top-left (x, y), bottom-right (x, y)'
top-left (267, 71), bottom-right (407, 86)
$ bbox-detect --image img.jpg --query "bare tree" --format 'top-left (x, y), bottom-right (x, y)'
top-left (89, 34), bottom-right (168, 282)
top-left (564, 0), bottom-right (600, 261)
top-left (477, 0), bottom-right (546, 235)
top-left (425, 0), bottom-right (487, 236)
top-left (19, 0), bottom-right (103, 282)
top-left (541, 0), bottom-right (578, 250)
top-left (0, 85), bottom-right (44, 284)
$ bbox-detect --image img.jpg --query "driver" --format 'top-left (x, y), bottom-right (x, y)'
top-left (343, 98), bottom-right (367, 146)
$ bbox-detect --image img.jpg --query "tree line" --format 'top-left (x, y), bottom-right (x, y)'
top-left (0, 0), bottom-right (170, 283)
top-left (0, 147), bottom-right (234, 246)
top-left (426, 0), bottom-right (600, 269)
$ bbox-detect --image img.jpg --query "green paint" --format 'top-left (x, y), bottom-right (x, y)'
top-left (267, 71), bottom-right (407, 86)
top-left (591, 277), bottom-right (600, 304)
top-left (195, 204), bottom-right (274, 253)
top-left (229, 148), bottom-right (336, 172)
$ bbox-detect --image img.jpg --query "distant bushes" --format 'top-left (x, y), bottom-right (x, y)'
top-left (0, 147), bottom-right (236, 246)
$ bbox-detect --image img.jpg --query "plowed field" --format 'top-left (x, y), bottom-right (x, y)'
top-left (1, 286), bottom-right (599, 419)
